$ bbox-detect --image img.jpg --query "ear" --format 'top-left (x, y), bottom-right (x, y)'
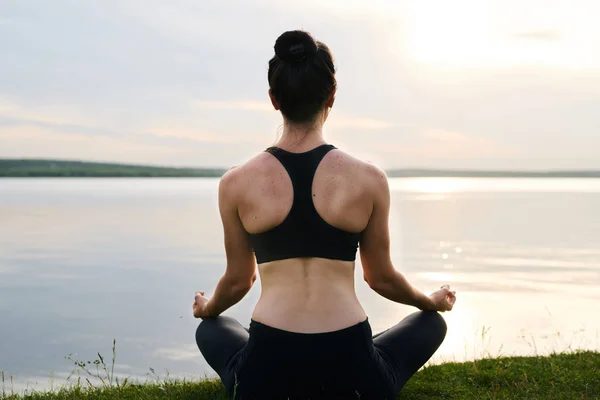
top-left (326, 86), bottom-right (336, 108)
top-left (268, 89), bottom-right (280, 111)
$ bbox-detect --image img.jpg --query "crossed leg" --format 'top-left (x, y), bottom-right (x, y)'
top-left (195, 316), bottom-right (249, 393)
top-left (373, 311), bottom-right (447, 393)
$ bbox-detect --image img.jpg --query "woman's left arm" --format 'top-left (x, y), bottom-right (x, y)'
top-left (194, 169), bottom-right (257, 318)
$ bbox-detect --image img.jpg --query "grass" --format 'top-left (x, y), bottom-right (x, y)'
top-left (2, 350), bottom-right (598, 399)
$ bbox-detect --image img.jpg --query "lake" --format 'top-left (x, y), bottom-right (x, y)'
top-left (1, 178), bottom-right (599, 391)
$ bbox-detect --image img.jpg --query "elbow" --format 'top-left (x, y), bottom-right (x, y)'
top-left (364, 265), bottom-right (396, 293)
top-left (361, 255), bottom-right (396, 292)
top-left (228, 273), bottom-right (256, 294)
top-left (231, 281), bottom-right (253, 294)
top-left (364, 273), bottom-right (386, 292)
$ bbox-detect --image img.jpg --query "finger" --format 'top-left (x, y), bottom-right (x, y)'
top-left (441, 284), bottom-right (450, 290)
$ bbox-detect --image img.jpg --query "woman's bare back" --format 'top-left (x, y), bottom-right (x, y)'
top-left (226, 146), bottom-right (381, 332)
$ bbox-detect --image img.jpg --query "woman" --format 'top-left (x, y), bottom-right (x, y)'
top-left (193, 30), bottom-right (456, 400)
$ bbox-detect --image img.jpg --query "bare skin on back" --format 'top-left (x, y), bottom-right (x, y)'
top-left (232, 145), bottom-right (375, 332)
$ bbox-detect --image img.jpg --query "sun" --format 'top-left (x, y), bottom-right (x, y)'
top-left (402, 0), bottom-right (493, 67)
top-left (395, 0), bottom-right (597, 69)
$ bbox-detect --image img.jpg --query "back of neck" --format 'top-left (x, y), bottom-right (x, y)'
top-left (276, 125), bottom-right (326, 152)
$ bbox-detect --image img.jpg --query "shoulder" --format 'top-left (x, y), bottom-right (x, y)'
top-left (218, 151), bottom-right (275, 197)
top-left (327, 147), bottom-right (389, 190)
top-left (359, 159), bottom-right (390, 201)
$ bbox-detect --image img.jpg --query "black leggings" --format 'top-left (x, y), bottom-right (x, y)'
top-left (196, 312), bottom-right (446, 399)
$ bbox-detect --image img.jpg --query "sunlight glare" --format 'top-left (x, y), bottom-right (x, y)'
top-left (389, 178), bottom-right (463, 193)
top-left (434, 299), bottom-right (476, 362)
top-left (418, 272), bottom-right (456, 282)
top-left (400, 0), bottom-right (598, 68)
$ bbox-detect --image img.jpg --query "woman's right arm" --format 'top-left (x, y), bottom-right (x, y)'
top-left (359, 166), bottom-right (455, 312)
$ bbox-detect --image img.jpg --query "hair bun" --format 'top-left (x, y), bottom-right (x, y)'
top-left (274, 30), bottom-right (318, 63)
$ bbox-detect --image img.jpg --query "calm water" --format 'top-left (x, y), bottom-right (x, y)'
top-left (1, 178), bottom-right (599, 390)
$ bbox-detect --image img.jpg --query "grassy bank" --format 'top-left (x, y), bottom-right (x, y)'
top-left (2, 351), bottom-right (598, 399)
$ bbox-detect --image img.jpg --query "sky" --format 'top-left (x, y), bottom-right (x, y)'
top-left (1, 0), bottom-right (599, 170)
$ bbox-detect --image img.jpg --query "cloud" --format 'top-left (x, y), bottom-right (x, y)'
top-left (0, 125), bottom-right (190, 164)
top-left (144, 127), bottom-right (261, 145)
top-left (376, 128), bottom-right (517, 161)
top-left (190, 100), bottom-right (273, 112)
top-left (0, 98), bottom-right (117, 141)
top-left (190, 99), bottom-right (394, 130)
top-left (420, 129), bottom-right (478, 143)
top-left (0, 97), bottom-right (260, 149)
top-left (144, 128), bottom-right (230, 143)
top-left (0, 98), bottom-right (97, 127)
top-left (513, 30), bottom-right (562, 41)
top-left (327, 112), bottom-right (394, 130)
top-left (2, 1), bottom-right (599, 169)
top-left (0, 123), bottom-right (266, 167)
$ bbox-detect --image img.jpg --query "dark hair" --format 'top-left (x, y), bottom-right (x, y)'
top-left (268, 30), bottom-right (336, 123)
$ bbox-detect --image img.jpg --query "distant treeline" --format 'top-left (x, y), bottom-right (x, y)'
top-left (0, 159), bottom-right (226, 177)
top-left (1, 159), bottom-right (599, 178)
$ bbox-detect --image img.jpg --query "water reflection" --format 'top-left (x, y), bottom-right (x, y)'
top-left (389, 177), bottom-right (600, 193)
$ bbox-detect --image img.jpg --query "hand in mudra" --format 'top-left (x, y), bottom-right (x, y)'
top-left (193, 291), bottom-right (210, 319)
top-left (429, 285), bottom-right (456, 312)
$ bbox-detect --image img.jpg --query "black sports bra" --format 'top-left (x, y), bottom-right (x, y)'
top-left (249, 144), bottom-right (361, 264)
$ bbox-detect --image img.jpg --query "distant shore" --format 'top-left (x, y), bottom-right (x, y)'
top-left (0, 160), bottom-right (226, 178)
top-left (1, 159), bottom-right (600, 178)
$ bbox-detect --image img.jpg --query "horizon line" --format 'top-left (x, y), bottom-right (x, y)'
top-left (1, 158), bottom-right (600, 175)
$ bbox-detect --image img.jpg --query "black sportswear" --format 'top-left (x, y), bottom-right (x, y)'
top-left (249, 144), bottom-right (361, 264)
top-left (196, 312), bottom-right (447, 399)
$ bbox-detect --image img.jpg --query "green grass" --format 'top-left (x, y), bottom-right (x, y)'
top-left (2, 351), bottom-right (598, 399)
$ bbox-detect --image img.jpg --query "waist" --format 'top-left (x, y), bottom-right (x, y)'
top-left (252, 294), bottom-right (367, 332)
top-left (248, 317), bottom-right (372, 347)
top-left (252, 300), bottom-right (367, 332)
top-left (245, 318), bottom-right (374, 367)
top-left (253, 258), bottom-right (367, 332)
